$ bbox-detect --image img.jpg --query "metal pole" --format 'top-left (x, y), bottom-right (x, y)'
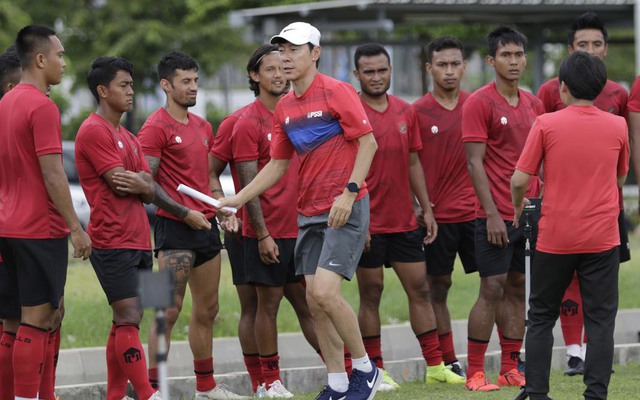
top-left (156, 309), bottom-right (169, 398)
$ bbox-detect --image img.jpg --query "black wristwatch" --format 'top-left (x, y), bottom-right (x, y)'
top-left (346, 182), bottom-right (359, 193)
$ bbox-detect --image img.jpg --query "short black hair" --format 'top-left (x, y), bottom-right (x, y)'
top-left (568, 12), bottom-right (608, 46)
top-left (87, 56), bottom-right (134, 103)
top-left (15, 25), bottom-right (57, 68)
top-left (426, 36), bottom-right (465, 63)
top-left (246, 44), bottom-right (280, 96)
top-left (157, 51), bottom-right (198, 83)
top-left (0, 45), bottom-right (21, 98)
top-left (558, 51), bottom-right (606, 101)
top-left (487, 26), bottom-right (527, 57)
top-left (354, 43), bottom-right (390, 70)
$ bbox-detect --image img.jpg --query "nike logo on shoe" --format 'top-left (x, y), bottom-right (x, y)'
top-left (367, 368), bottom-right (379, 388)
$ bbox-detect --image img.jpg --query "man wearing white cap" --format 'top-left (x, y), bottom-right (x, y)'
top-left (220, 21), bottom-right (382, 400)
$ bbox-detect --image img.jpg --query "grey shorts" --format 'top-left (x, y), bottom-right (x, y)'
top-left (295, 195), bottom-right (369, 280)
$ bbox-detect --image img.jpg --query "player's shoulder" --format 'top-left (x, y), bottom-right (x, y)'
top-left (140, 108), bottom-right (166, 128)
top-left (187, 111), bottom-right (211, 127)
top-left (538, 77), bottom-right (559, 92)
top-left (604, 79), bottom-right (628, 96)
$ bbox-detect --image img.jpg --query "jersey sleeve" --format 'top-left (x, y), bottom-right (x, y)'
top-left (461, 94), bottom-right (491, 143)
top-left (406, 106), bottom-right (422, 152)
top-left (628, 76), bottom-right (640, 113)
top-left (79, 123), bottom-right (124, 176)
top-left (211, 116), bottom-right (236, 161)
top-left (231, 116), bottom-right (261, 163)
top-left (33, 101), bottom-right (63, 157)
top-left (536, 82), bottom-right (556, 113)
top-left (137, 123), bottom-right (167, 159)
top-left (270, 105), bottom-right (295, 160)
top-left (329, 83), bottom-right (373, 141)
top-left (516, 117), bottom-right (545, 176)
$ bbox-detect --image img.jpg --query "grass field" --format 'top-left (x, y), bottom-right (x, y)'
top-left (60, 230), bottom-right (640, 349)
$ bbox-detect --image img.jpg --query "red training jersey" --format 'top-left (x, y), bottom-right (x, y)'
top-left (0, 84), bottom-right (69, 239)
top-left (462, 82), bottom-right (544, 221)
top-left (75, 113), bottom-right (152, 250)
top-left (138, 108), bottom-right (216, 221)
top-left (231, 100), bottom-right (299, 238)
top-left (517, 105), bottom-right (628, 253)
top-left (627, 76), bottom-right (640, 112)
top-left (361, 94), bottom-right (421, 234)
top-left (413, 91), bottom-right (475, 223)
top-left (270, 73), bottom-right (373, 216)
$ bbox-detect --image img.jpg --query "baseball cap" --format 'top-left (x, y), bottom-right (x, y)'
top-left (270, 22), bottom-right (321, 46)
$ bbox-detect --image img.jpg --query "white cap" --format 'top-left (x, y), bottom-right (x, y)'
top-left (270, 22), bottom-right (321, 46)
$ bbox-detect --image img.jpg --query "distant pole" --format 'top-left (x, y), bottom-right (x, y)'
top-left (636, 0), bottom-right (640, 75)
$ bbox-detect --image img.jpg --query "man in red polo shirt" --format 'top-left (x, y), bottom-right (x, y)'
top-left (536, 12), bottom-right (629, 376)
top-left (462, 26), bottom-right (544, 392)
top-left (0, 25), bottom-right (91, 400)
top-left (413, 35), bottom-right (476, 379)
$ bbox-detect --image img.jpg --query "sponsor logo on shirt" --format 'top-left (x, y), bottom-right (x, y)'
top-left (362, 119), bottom-right (368, 124)
top-left (307, 110), bottom-right (323, 118)
top-left (431, 125), bottom-right (439, 135)
top-left (175, 136), bottom-right (182, 143)
top-left (500, 116), bottom-right (508, 125)
top-left (203, 138), bottom-right (209, 147)
top-left (399, 123), bottom-right (407, 134)
top-left (118, 140), bottom-right (124, 149)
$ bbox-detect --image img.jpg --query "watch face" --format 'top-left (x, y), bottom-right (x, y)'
top-left (347, 182), bottom-right (359, 193)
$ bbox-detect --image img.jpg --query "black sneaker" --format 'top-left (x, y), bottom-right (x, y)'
top-left (564, 356), bottom-right (585, 376)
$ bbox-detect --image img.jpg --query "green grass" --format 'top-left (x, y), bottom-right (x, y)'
top-left (61, 231), bottom-right (640, 349)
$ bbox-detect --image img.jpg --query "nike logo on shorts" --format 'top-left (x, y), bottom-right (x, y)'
top-left (329, 261), bottom-right (341, 267)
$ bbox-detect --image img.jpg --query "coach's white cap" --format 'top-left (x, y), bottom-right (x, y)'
top-left (270, 22), bottom-right (321, 46)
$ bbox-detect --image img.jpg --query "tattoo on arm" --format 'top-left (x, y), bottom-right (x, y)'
top-left (146, 156), bottom-right (189, 218)
top-left (237, 160), bottom-right (268, 235)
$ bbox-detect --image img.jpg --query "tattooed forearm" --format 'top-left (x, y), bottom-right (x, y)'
top-left (237, 160), bottom-right (268, 237)
top-left (145, 156), bottom-right (189, 218)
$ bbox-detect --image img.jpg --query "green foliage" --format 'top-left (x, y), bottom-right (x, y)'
top-left (0, 2), bottom-right (31, 50)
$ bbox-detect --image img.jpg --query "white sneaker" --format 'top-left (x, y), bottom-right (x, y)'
top-left (265, 380), bottom-right (294, 398)
top-left (255, 383), bottom-right (268, 398)
top-left (147, 392), bottom-right (162, 400)
top-left (194, 384), bottom-right (249, 399)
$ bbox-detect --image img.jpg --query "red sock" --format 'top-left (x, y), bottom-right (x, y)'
top-left (148, 367), bottom-right (158, 389)
top-left (53, 326), bottom-right (61, 372)
top-left (0, 332), bottom-right (16, 400)
top-left (467, 338), bottom-right (489, 378)
top-left (194, 357), bottom-right (216, 392)
top-left (363, 335), bottom-right (383, 369)
top-left (417, 330), bottom-right (442, 367)
top-left (13, 324), bottom-right (48, 398)
top-left (37, 330), bottom-right (57, 400)
top-left (560, 274), bottom-right (583, 346)
top-left (115, 325), bottom-right (155, 400)
top-left (106, 324), bottom-right (127, 400)
top-left (344, 347), bottom-right (352, 377)
top-left (438, 331), bottom-right (458, 365)
top-left (259, 353), bottom-right (281, 387)
top-left (500, 336), bottom-right (523, 375)
top-left (243, 353), bottom-right (264, 392)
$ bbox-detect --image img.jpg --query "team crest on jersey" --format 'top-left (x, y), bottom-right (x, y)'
top-left (362, 119), bottom-right (368, 124)
top-left (609, 107), bottom-right (615, 113)
top-left (399, 123), bottom-right (407, 134)
top-left (175, 136), bottom-right (182, 143)
top-left (500, 117), bottom-right (508, 125)
top-left (267, 133), bottom-right (272, 141)
top-left (203, 138), bottom-right (209, 147)
top-left (117, 140), bottom-right (124, 149)
top-left (431, 125), bottom-right (439, 135)
top-left (285, 117), bottom-right (290, 125)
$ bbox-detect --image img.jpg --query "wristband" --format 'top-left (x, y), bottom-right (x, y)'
top-left (258, 234), bottom-right (270, 242)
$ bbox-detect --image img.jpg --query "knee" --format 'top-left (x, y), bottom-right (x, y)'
top-left (429, 276), bottom-right (452, 302)
top-left (358, 278), bottom-right (384, 307)
top-left (164, 306), bottom-right (182, 327)
top-left (258, 294), bottom-right (283, 317)
top-left (307, 286), bottom-right (337, 313)
top-left (479, 279), bottom-right (506, 304)
top-left (194, 299), bottom-right (219, 326)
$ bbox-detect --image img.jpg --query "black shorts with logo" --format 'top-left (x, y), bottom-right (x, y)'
top-left (90, 248), bottom-right (153, 304)
top-left (358, 229), bottom-right (425, 268)
top-left (154, 216), bottom-right (223, 267)
top-left (424, 220), bottom-right (477, 276)
top-left (245, 237), bottom-right (300, 286)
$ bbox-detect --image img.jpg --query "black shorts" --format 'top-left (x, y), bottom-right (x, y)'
top-left (358, 229), bottom-right (425, 268)
top-left (224, 232), bottom-right (250, 285)
top-left (0, 237), bottom-right (67, 310)
top-left (245, 237), bottom-right (300, 286)
top-left (90, 248), bottom-right (153, 304)
top-left (154, 216), bottom-right (223, 268)
top-left (618, 210), bottom-right (631, 263)
top-left (424, 221), bottom-right (477, 276)
top-left (0, 252), bottom-right (20, 319)
top-left (475, 216), bottom-right (538, 278)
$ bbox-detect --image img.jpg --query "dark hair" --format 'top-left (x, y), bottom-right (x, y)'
top-left (568, 12), bottom-right (608, 46)
top-left (157, 51), bottom-right (198, 82)
top-left (15, 25), bottom-right (57, 68)
top-left (558, 51), bottom-right (606, 101)
top-left (426, 36), bottom-right (465, 63)
top-left (246, 44), bottom-right (279, 96)
top-left (0, 45), bottom-right (21, 97)
top-left (354, 43), bottom-right (390, 70)
top-left (87, 56), bottom-right (134, 103)
top-left (487, 26), bottom-right (527, 57)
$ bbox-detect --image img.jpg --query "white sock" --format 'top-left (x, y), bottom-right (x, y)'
top-left (566, 344), bottom-right (582, 359)
top-left (352, 355), bottom-right (373, 373)
top-left (582, 343), bottom-right (588, 360)
top-left (328, 372), bottom-right (349, 393)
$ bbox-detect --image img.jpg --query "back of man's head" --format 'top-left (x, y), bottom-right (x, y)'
top-left (157, 51), bottom-right (198, 83)
top-left (15, 25), bottom-right (56, 68)
top-left (426, 36), bottom-right (465, 63)
top-left (354, 43), bottom-right (390, 70)
top-left (87, 56), bottom-right (134, 103)
top-left (487, 26), bottom-right (527, 57)
top-left (0, 45), bottom-right (21, 98)
top-left (558, 51), bottom-right (606, 101)
top-left (568, 12), bottom-right (608, 45)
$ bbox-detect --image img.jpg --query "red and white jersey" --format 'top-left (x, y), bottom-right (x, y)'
top-left (75, 113), bottom-right (152, 250)
top-left (0, 84), bottom-right (69, 239)
top-left (413, 91), bottom-right (475, 223)
top-left (462, 82), bottom-right (544, 221)
top-left (361, 94), bottom-right (421, 234)
top-left (138, 108), bottom-right (216, 221)
top-left (270, 73), bottom-right (373, 216)
top-left (517, 105), bottom-right (628, 253)
top-left (231, 99), bottom-right (299, 239)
